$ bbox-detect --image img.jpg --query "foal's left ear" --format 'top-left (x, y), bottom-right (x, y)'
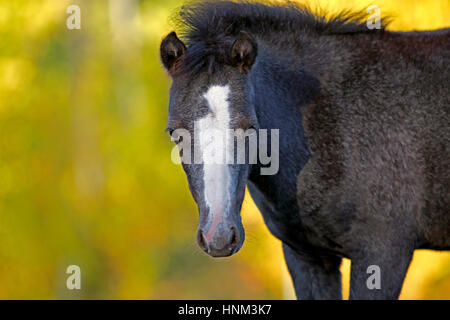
top-left (160, 32), bottom-right (186, 73)
top-left (230, 31), bottom-right (258, 73)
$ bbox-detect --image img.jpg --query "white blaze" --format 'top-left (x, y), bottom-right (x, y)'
top-left (197, 85), bottom-right (232, 241)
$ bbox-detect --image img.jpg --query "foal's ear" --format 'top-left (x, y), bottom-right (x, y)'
top-left (160, 32), bottom-right (186, 73)
top-left (230, 31), bottom-right (258, 73)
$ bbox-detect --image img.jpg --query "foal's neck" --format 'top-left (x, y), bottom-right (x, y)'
top-left (246, 45), bottom-right (316, 211)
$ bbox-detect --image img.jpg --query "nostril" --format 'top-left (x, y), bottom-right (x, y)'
top-left (197, 229), bottom-right (208, 252)
top-left (230, 227), bottom-right (238, 247)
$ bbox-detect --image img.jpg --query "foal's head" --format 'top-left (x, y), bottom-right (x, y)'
top-left (160, 31), bottom-right (259, 257)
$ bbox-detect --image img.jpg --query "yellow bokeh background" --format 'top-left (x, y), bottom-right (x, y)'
top-left (0, 0), bottom-right (448, 299)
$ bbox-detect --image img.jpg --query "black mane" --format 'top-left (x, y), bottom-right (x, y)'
top-left (171, 0), bottom-right (389, 75)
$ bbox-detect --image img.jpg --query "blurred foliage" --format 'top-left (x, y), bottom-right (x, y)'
top-left (0, 0), bottom-right (448, 299)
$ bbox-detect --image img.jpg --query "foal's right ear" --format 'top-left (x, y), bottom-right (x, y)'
top-left (160, 32), bottom-right (186, 73)
top-left (230, 31), bottom-right (258, 73)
